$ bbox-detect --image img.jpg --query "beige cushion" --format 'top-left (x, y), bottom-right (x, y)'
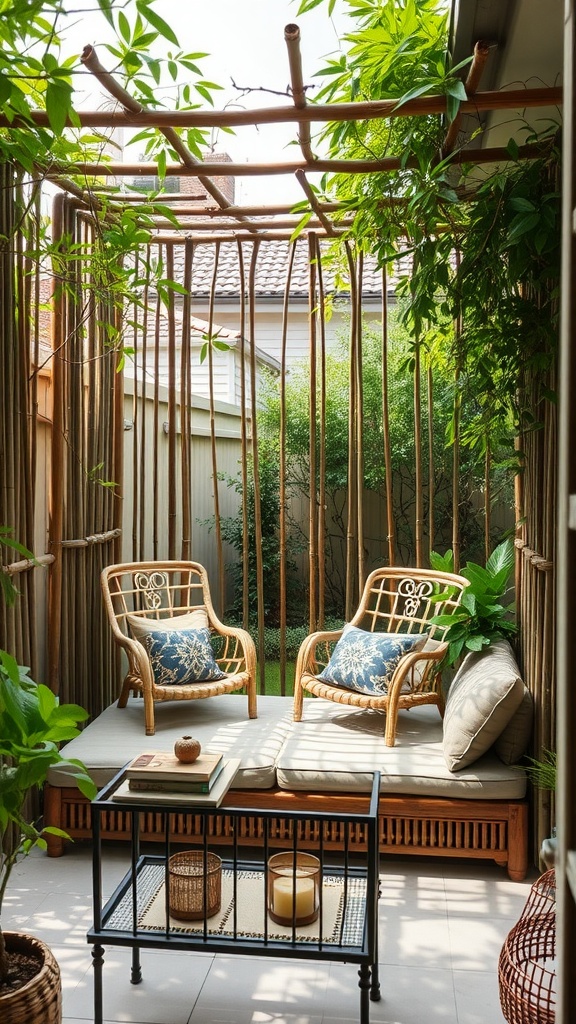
top-left (443, 640), bottom-right (525, 771)
top-left (47, 694), bottom-right (292, 790)
top-left (126, 607), bottom-right (209, 640)
top-left (277, 700), bottom-right (526, 800)
top-left (494, 685), bottom-right (534, 765)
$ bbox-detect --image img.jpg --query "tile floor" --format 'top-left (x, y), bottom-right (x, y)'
top-left (4, 844), bottom-right (537, 1024)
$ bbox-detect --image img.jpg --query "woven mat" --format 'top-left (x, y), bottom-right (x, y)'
top-left (123, 867), bottom-right (366, 943)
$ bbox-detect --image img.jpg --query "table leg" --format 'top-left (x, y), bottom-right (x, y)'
top-left (92, 943), bottom-right (105, 1024)
top-left (358, 963), bottom-right (371, 1024)
top-left (131, 945), bottom-right (142, 984)
top-left (370, 961), bottom-right (381, 1001)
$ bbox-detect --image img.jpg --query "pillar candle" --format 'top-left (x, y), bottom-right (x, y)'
top-left (272, 875), bottom-right (315, 920)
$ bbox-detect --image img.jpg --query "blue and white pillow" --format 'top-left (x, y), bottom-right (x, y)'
top-left (143, 626), bottom-right (226, 686)
top-left (318, 625), bottom-right (426, 696)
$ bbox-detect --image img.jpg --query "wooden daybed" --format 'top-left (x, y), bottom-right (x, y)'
top-left (44, 681), bottom-right (530, 880)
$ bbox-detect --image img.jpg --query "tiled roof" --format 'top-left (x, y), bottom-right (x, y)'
top-left (171, 239), bottom-right (412, 299)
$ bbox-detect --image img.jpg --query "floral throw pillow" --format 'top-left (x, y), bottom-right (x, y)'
top-left (143, 626), bottom-right (226, 686)
top-left (318, 625), bottom-right (426, 696)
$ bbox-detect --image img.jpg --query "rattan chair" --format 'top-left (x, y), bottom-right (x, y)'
top-left (101, 560), bottom-right (257, 735)
top-left (293, 566), bottom-right (469, 747)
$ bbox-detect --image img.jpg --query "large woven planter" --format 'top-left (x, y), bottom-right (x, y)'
top-left (0, 932), bottom-right (62, 1024)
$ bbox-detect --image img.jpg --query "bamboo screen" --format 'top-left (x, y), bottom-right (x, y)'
top-left (0, 48), bottom-right (559, 857)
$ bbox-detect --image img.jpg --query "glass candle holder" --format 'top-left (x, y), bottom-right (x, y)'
top-left (267, 852), bottom-right (320, 926)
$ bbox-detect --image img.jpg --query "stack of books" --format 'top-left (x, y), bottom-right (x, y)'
top-left (112, 750), bottom-right (240, 807)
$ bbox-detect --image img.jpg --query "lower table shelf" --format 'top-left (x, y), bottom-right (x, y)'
top-left (87, 769), bottom-right (381, 1024)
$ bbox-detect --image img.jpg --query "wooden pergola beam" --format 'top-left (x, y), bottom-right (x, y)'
top-left (1, 87), bottom-right (561, 130)
top-left (52, 142), bottom-right (550, 179)
top-left (81, 44), bottom-right (260, 235)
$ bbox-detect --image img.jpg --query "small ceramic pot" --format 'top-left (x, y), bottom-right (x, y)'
top-left (174, 735), bottom-right (201, 763)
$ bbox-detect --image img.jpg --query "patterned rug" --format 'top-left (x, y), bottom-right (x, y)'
top-left (106, 863), bottom-right (367, 945)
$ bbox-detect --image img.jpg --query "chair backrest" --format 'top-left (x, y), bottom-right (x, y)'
top-left (101, 561), bottom-right (217, 640)
top-left (349, 566), bottom-right (469, 639)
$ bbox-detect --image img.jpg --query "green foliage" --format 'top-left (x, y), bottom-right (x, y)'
top-left (300, 0), bottom-right (561, 464)
top-left (430, 539), bottom-right (517, 665)
top-left (522, 749), bottom-right (557, 792)
top-left (257, 308), bottom-right (509, 604)
top-left (0, 528), bottom-right (37, 607)
top-left (0, 649), bottom-right (97, 979)
top-left (211, 443), bottom-right (305, 627)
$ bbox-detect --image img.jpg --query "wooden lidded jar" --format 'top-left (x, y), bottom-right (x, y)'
top-left (174, 735), bottom-right (201, 763)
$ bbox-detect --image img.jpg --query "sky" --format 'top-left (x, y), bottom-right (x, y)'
top-left (64, 0), bottom-right (351, 205)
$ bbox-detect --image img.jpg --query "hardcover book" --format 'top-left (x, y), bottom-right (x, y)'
top-left (125, 750), bottom-right (223, 784)
top-left (128, 757), bottom-right (226, 794)
top-left (112, 758), bottom-right (241, 808)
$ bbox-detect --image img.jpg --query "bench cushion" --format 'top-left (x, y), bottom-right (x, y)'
top-left (276, 700), bottom-right (526, 800)
top-left (47, 695), bottom-right (293, 790)
top-left (47, 694), bottom-right (526, 803)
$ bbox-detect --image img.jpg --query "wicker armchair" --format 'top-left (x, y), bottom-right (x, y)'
top-left (293, 566), bottom-right (469, 747)
top-left (101, 561), bottom-right (257, 735)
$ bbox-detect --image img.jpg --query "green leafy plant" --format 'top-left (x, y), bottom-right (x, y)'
top-left (0, 650), bottom-right (97, 985)
top-left (430, 539), bottom-right (517, 665)
top-left (522, 749), bottom-right (557, 792)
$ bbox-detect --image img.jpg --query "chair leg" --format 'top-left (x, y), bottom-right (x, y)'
top-left (143, 692), bottom-right (156, 735)
top-left (117, 675), bottom-right (132, 708)
top-left (247, 682), bottom-right (258, 719)
top-left (293, 676), bottom-right (304, 721)
top-left (384, 711), bottom-right (397, 747)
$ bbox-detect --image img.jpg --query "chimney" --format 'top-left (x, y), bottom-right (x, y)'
top-left (180, 152), bottom-right (235, 205)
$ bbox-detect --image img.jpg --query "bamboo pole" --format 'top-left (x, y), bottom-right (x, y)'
top-left (6, 86), bottom-right (560, 129)
top-left (355, 253), bottom-right (365, 591)
top-left (413, 332), bottom-right (423, 567)
top-left (344, 241), bottom-right (358, 618)
top-left (80, 45), bottom-right (259, 234)
top-left (381, 269), bottom-right (395, 565)
top-left (284, 24), bottom-right (315, 163)
top-left (427, 364), bottom-right (435, 560)
top-left (152, 246), bottom-right (162, 558)
top-left (180, 239), bottom-right (193, 560)
top-left (47, 192), bottom-right (66, 694)
top-left (308, 233), bottom-right (318, 631)
top-left (295, 171), bottom-right (337, 236)
top-left (166, 245), bottom-right (178, 559)
top-left (452, 252), bottom-right (463, 571)
top-left (236, 240), bottom-right (250, 631)
top-left (315, 235), bottom-right (327, 628)
top-left (129, 251), bottom-right (141, 561)
top-left (56, 142), bottom-right (550, 179)
top-left (248, 240), bottom-right (266, 692)
top-left (148, 216), bottom-right (353, 231)
top-left (484, 439), bottom-right (491, 562)
top-left (441, 40), bottom-right (491, 157)
top-left (207, 241), bottom-right (226, 616)
top-left (279, 241), bottom-right (297, 693)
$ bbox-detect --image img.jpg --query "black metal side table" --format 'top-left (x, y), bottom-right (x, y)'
top-left (87, 769), bottom-right (381, 1024)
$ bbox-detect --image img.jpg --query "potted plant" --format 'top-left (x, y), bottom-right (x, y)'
top-left (429, 538), bottom-right (518, 666)
top-left (0, 648), bottom-right (96, 1022)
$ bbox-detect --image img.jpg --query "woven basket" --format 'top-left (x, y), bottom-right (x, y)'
top-left (168, 851), bottom-right (222, 921)
top-left (0, 932), bottom-right (61, 1024)
top-left (498, 869), bottom-right (556, 1023)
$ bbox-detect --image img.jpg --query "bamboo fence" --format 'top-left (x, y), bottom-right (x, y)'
top-left (0, 29), bottom-right (560, 860)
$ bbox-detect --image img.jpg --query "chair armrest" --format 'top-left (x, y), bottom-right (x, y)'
top-left (209, 621), bottom-right (257, 677)
top-left (386, 641), bottom-right (448, 699)
top-left (295, 629), bottom-right (343, 680)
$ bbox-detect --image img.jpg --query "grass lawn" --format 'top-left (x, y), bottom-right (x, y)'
top-left (258, 660), bottom-right (295, 697)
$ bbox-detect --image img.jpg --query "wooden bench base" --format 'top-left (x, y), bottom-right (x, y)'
top-left (44, 784), bottom-right (529, 880)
